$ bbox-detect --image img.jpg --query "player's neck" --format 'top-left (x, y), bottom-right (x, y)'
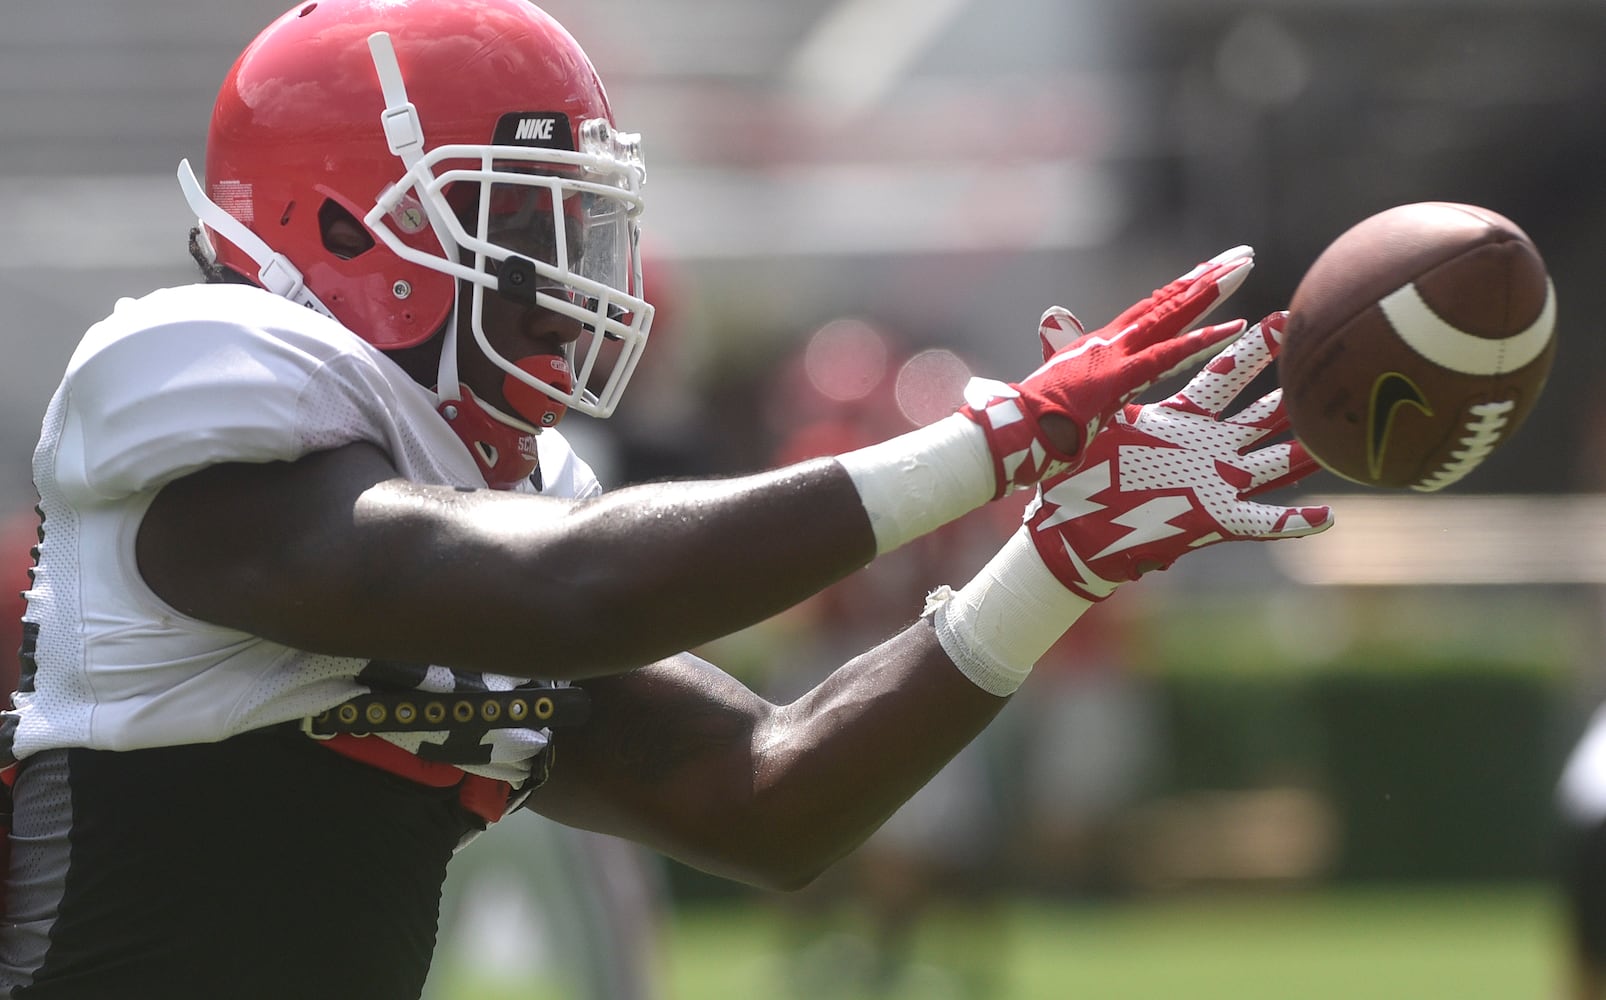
top-left (384, 332), bottom-right (447, 389)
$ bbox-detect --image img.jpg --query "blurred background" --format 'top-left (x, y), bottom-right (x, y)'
top-left (5, 0), bottom-right (1606, 997)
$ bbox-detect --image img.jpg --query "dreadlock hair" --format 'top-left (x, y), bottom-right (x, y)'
top-left (187, 226), bottom-right (254, 285)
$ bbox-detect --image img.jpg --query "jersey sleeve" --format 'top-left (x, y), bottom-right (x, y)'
top-left (535, 429), bottom-right (603, 500)
top-left (51, 298), bottom-right (404, 503)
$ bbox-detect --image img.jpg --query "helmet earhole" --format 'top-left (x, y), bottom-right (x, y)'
top-left (318, 199), bottom-right (376, 260)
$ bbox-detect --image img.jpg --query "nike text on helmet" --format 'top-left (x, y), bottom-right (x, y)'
top-left (177, 0), bottom-right (654, 447)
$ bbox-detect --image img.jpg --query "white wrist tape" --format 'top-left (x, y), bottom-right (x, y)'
top-left (836, 413), bottom-right (995, 554)
top-left (924, 527), bottom-right (1094, 696)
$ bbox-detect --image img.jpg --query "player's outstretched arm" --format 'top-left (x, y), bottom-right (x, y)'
top-left (136, 249), bottom-right (1257, 678)
top-left (529, 624), bottom-right (998, 892)
top-left (137, 443), bottom-right (878, 677)
top-left (530, 314), bottom-right (1334, 891)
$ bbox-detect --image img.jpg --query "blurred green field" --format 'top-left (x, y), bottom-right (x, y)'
top-left (436, 882), bottom-right (1561, 999)
top-left (661, 884), bottom-right (1559, 1000)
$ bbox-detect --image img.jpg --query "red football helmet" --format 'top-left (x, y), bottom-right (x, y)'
top-left (179, 0), bottom-right (653, 487)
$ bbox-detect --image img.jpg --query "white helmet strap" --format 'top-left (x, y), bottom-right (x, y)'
top-left (367, 30), bottom-right (466, 404)
top-left (176, 159), bottom-right (337, 319)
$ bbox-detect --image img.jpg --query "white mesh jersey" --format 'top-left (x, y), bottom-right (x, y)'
top-left (16, 283), bottom-right (600, 786)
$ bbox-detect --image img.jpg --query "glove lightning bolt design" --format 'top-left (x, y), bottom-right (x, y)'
top-left (1100, 495), bottom-right (1194, 558)
top-left (1025, 312), bottom-right (1334, 602)
top-left (959, 247), bottom-right (1256, 498)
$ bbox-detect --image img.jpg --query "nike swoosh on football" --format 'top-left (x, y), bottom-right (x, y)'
top-left (1367, 371), bottom-right (1434, 480)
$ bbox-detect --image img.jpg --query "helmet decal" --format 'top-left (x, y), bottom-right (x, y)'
top-left (492, 112), bottom-right (575, 150)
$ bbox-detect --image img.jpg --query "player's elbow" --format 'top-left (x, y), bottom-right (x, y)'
top-left (750, 863), bottom-right (829, 894)
top-left (701, 836), bottom-right (842, 893)
top-left (762, 849), bottom-right (848, 892)
top-left (694, 795), bottom-right (865, 892)
top-left (661, 793), bottom-right (857, 891)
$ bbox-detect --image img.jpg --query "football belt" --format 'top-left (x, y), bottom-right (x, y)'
top-left (302, 686), bottom-right (591, 739)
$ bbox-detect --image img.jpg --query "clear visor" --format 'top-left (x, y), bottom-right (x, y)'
top-left (451, 181), bottom-right (633, 305)
top-left (366, 126), bottom-right (653, 420)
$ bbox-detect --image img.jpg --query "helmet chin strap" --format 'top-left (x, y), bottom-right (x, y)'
top-left (367, 29), bottom-right (466, 405)
top-left (368, 29), bottom-right (574, 488)
top-left (437, 354), bottom-right (571, 490)
top-left (365, 31), bottom-right (544, 487)
top-left (438, 387), bottom-right (542, 490)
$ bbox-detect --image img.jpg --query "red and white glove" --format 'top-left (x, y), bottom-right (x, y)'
top-left (927, 311), bottom-right (1333, 697)
top-left (958, 246), bottom-right (1256, 498)
top-left (1025, 311), bottom-right (1333, 601)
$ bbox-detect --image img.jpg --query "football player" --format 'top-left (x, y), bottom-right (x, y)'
top-left (0, 1), bottom-right (1332, 997)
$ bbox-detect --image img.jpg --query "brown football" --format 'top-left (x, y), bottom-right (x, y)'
top-left (1278, 201), bottom-right (1557, 491)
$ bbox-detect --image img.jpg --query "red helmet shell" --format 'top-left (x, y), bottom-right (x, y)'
top-left (204, 0), bottom-right (615, 349)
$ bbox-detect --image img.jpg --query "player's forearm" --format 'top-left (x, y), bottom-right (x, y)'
top-left (669, 625), bottom-right (1010, 891)
top-left (738, 619), bottom-right (1009, 887)
top-left (530, 623), bottom-right (1006, 891)
top-left (374, 416), bottom-right (999, 677)
top-left (530, 412), bottom-right (1001, 667)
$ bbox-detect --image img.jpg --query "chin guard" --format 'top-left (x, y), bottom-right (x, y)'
top-left (438, 355), bottom-right (573, 490)
top-left (439, 388), bottom-right (543, 490)
top-left (504, 353), bottom-right (572, 429)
